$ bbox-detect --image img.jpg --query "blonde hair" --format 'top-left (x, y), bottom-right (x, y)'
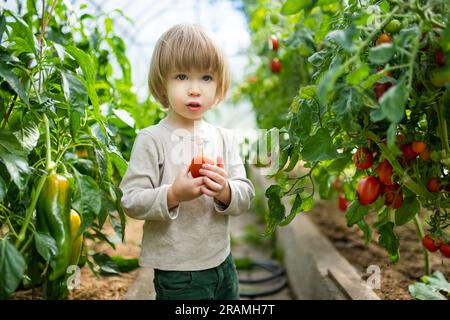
top-left (148, 23), bottom-right (231, 109)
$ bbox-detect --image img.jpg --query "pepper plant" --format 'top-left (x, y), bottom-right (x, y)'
top-left (0, 1), bottom-right (162, 299)
top-left (236, 0), bottom-right (450, 275)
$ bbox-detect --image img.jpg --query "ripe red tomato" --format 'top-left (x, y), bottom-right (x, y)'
top-left (435, 49), bottom-right (445, 67)
top-left (270, 58), bottom-right (282, 73)
top-left (381, 184), bottom-right (403, 209)
top-left (440, 243), bottom-right (450, 258)
top-left (422, 235), bottom-right (443, 252)
top-left (376, 33), bottom-right (392, 46)
top-left (374, 82), bottom-right (392, 101)
top-left (352, 148), bottom-right (374, 170)
top-left (337, 194), bottom-right (348, 212)
top-left (412, 141), bottom-right (426, 154)
top-left (400, 143), bottom-right (418, 161)
top-left (377, 160), bottom-right (394, 185)
top-left (356, 176), bottom-right (381, 205)
top-left (189, 155), bottom-right (215, 178)
top-left (427, 177), bottom-right (441, 193)
top-left (269, 35), bottom-right (279, 51)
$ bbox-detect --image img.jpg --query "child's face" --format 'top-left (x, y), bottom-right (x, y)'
top-left (165, 69), bottom-right (218, 121)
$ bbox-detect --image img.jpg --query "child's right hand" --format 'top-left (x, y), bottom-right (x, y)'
top-left (168, 164), bottom-right (204, 207)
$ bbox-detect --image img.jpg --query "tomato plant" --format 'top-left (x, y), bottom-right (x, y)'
top-left (238, 0), bottom-right (450, 273)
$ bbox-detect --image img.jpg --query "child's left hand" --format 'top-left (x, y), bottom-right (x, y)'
top-left (199, 156), bottom-right (229, 198)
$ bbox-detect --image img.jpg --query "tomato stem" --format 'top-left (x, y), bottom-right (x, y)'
top-left (436, 99), bottom-right (450, 157)
top-left (413, 215), bottom-right (430, 275)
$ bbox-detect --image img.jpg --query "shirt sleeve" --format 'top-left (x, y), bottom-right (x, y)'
top-left (213, 128), bottom-right (255, 216)
top-left (119, 131), bottom-right (179, 221)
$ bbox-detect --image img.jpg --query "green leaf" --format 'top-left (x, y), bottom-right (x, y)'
top-left (34, 232), bottom-right (58, 262)
top-left (380, 79), bottom-right (407, 123)
top-left (368, 44), bottom-right (395, 64)
top-left (281, 0), bottom-right (313, 15)
top-left (302, 128), bottom-right (338, 161)
top-left (110, 256), bottom-right (140, 273)
top-left (12, 114), bottom-right (40, 155)
top-left (92, 253), bottom-right (119, 275)
top-left (327, 155), bottom-right (351, 173)
top-left (0, 130), bottom-right (31, 190)
top-left (318, 64), bottom-right (343, 105)
top-left (346, 63), bottom-right (370, 85)
top-left (0, 175), bottom-right (5, 202)
top-left (264, 185), bottom-right (286, 234)
top-left (395, 197), bottom-right (420, 226)
top-left (0, 62), bottom-right (30, 107)
top-left (280, 194), bottom-right (303, 226)
top-left (61, 71), bottom-right (88, 138)
top-left (0, 237), bottom-right (26, 299)
top-left (65, 46), bottom-right (100, 117)
top-left (299, 85), bottom-right (317, 100)
top-left (333, 87), bottom-right (363, 132)
top-left (72, 169), bottom-right (102, 235)
top-left (357, 219), bottom-right (372, 245)
top-left (284, 145), bottom-right (300, 172)
top-left (378, 222), bottom-right (400, 263)
top-left (345, 201), bottom-right (369, 227)
top-left (408, 282), bottom-right (448, 300)
top-left (10, 17), bottom-right (37, 55)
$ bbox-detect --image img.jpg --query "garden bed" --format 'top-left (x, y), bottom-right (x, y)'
top-left (10, 219), bottom-right (144, 300)
top-left (307, 199), bottom-right (450, 300)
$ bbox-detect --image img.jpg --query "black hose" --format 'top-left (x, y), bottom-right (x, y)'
top-left (238, 259), bottom-right (288, 298)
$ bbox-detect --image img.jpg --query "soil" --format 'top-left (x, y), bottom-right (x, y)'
top-left (10, 218), bottom-right (144, 300)
top-left (307, 199), bottom-right (450, 300)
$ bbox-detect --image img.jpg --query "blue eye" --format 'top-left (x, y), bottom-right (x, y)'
top-left (176, 74), bottom-right (188, 80)
top-left (203, 75), bottom-right (213, 81)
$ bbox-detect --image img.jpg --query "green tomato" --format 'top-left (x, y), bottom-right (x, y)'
top-left (430, 69), bottom-right (450, 87)
top-left (385, 19), bottom-right (401, 33)
top-left (270, 13), bottom-right (280, 25)
top-left (430, 150), bottom-right (442, 161)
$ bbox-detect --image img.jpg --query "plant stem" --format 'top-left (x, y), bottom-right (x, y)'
top-left (1, 94), bottom-right (18, 129)
top-left (436, 99), bottom-right (450, 156)
top-left (14, 114), bottom-right (52, 248)
top-left (413, 214), bottom-right (430, 275)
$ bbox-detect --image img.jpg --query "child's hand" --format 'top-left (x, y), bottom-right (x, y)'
top-left (199, 156), bottom-right (230, 201)
top-left (168, 164), bottom-right (204, 206)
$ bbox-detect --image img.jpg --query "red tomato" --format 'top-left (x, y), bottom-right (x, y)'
top-left (352, 148), bottom-right (374, 170)
top-left (189, 155), bottom-right (215, 178)
top-left (427, 177), bottom-right (441, 193)
top-left (435, 49), bottom-right (445, 67)
top-left (377, 160), bottom-right (394, 185)
top-left (337, 194), bottom-right (348, 212)
top-left (356, 176), bottom-right (381, 205)
top-left (376, 33), bottom-right (392, 46)
top-left (420, 32), bottom-right (430, 51)
top-left (422, 235), bottom-right (443, 252)
top-left (412, 141), bottom-right (426, 154)
top-left (374, 82), bottom-right (392, 101)
top-left (269, 35), bottom-right (279, 51)
top-left (381, 184), bottom-right (403, 209)
top-left (440, 243), bottom-right (450, 258)
top-left (270, 58), bottom-right (282, 73)
top-left (400, 144), bottom-right (418, 161)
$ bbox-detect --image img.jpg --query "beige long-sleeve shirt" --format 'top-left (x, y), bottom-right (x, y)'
top-left (119, 117), bottom-right (255, 271)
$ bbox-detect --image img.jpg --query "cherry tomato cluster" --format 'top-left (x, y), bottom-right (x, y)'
top-left (422, 235), bottom-right (450, 258)
top-left (268, 35), bottom-right (282, 73)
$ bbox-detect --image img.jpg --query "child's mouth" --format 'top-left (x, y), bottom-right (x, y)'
top-left (187, 102), bottom-right (201, 111)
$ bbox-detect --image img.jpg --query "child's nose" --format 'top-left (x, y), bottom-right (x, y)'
top-left (188, 87), bottom-right (200, 96)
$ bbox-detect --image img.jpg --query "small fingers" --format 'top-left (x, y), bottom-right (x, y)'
top-left (201, 164), bottom-right (228, 179)
top-left (203, 176), bottom-right (222, 192)
top-left (200, 186), bottom-right (218, 197)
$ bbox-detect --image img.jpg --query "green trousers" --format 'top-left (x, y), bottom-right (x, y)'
top-left (153, 253), bottom-right (239, 300)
